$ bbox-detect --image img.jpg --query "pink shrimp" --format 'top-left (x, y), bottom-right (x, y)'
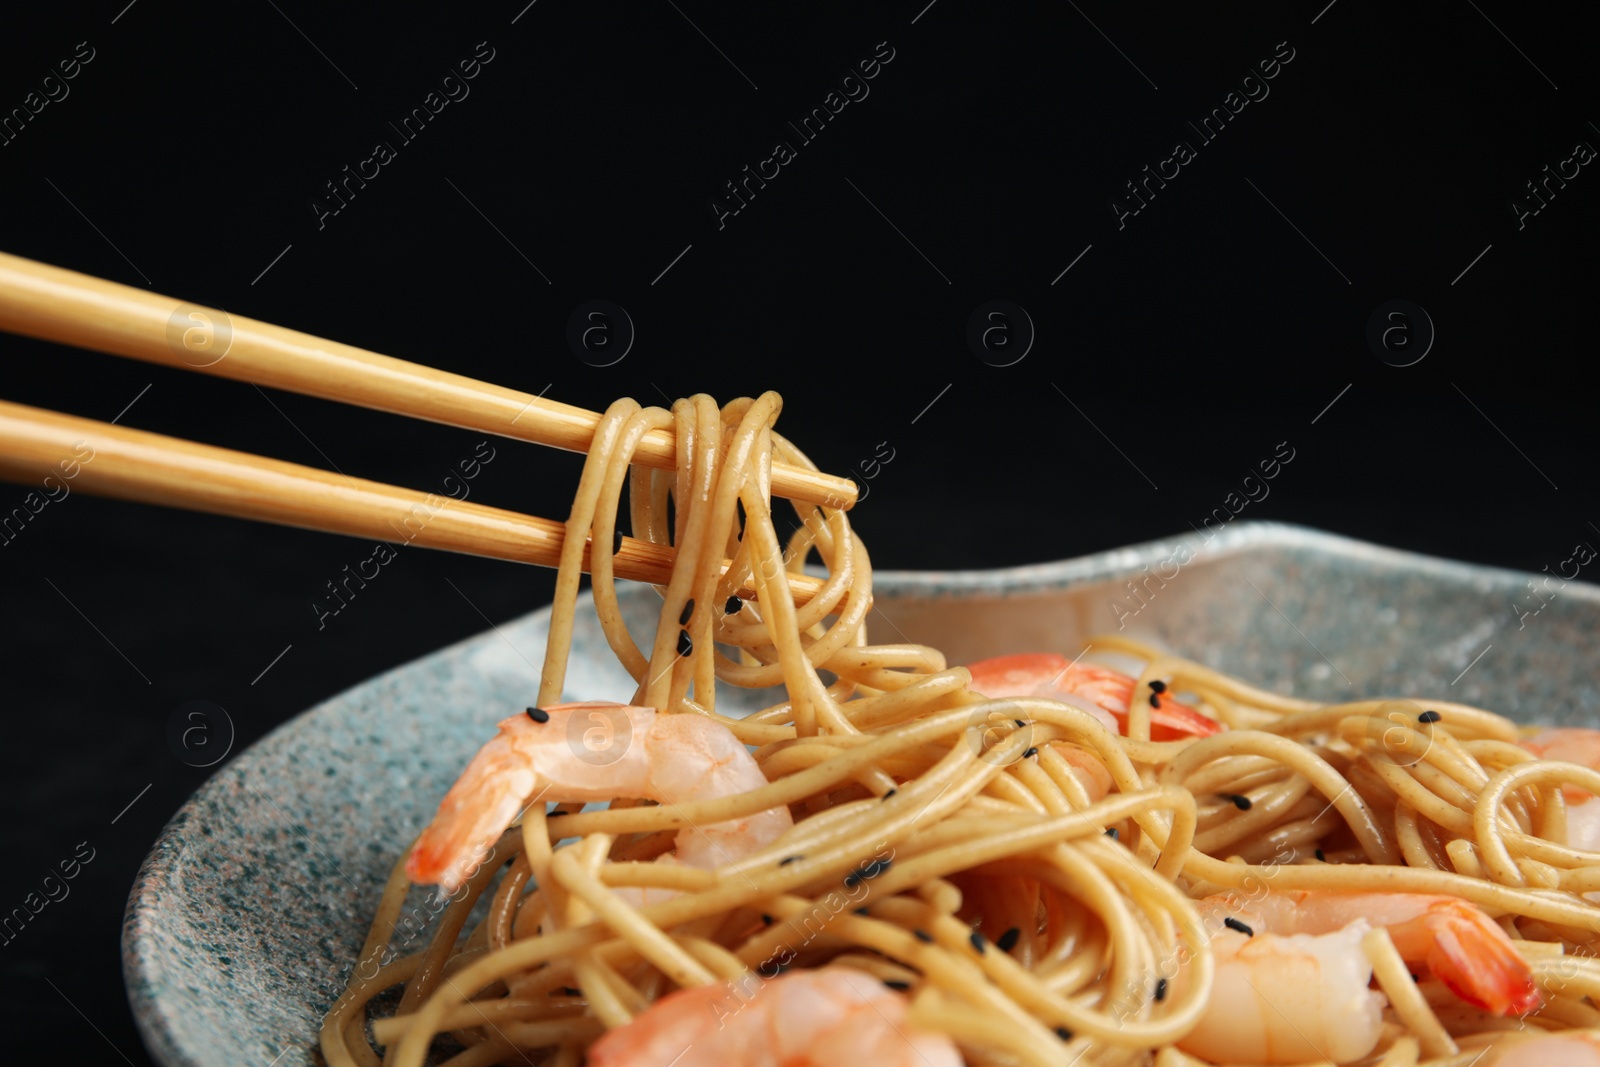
top-left (1521, 728), bottom-right (1600, 850)
top-left (950, 871), bottom-right (1043, 964)
top-left (1487, 1030), bottom-right (1600, 1066)
top-left (1521, 728), bottom-right (1600, 800)
top-left (1179, 890), bottom-right (1539, 1065)
top-left (407, 702), bottom-right (792, 892)
top-left (585, 966), bottom-right (962, 1067)
top-left (965, 653), bottom-right (1222, 741)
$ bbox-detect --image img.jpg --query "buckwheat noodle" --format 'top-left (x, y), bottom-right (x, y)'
top-left (318, 393), bottom-right (1600, 1067)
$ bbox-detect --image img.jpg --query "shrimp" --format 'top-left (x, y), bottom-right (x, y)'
top-left (585, 966), bottom-right (962, 1067)
top-left (965, 655), bottom-right (1119, 803)
top-left (407, 702), bottom-right (793, 892)
top-left (1521, 728), bottom-right (1600, 850)
top-left (1522, 727), bottom-right (1600, 780)
top-left (1048, 739), bottom-right (1116, 802)
top-left (965, 653), bottom-right (1222, 742)
top-left (1487, 1029), bottom-right (1600, 1066)
top-left (950, 871), bottom-right (1043, 963)
top-left (1179, 890), bottom-right (1539, 1065)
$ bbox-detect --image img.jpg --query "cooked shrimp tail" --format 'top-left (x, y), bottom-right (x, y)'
top-left (1386, 898), bottom-right (1540, 1016)
top-left (405, 710), bottom-right (558, 890)
top-left (407, 702), bottom-right (792, 892)
top-left (1184, 890), bottom-right (1541, 1065)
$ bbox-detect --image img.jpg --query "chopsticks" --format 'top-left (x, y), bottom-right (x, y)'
top-left (0, 251), bottom-right (856, 511)
top-left (0, 400), bottom-right (828, 604)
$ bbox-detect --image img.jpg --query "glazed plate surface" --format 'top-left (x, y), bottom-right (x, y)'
top-left (122, 522), bottom-right (1600, 1066)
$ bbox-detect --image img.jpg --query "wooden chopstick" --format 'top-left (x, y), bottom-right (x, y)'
top-left (0, 251), bottom-right (856, 511)
top-left (0, 400), bottom-right (826, 604)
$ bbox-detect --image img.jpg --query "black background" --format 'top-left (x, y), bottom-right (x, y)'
top-left (3, 1), bottom-right (1597, 1062)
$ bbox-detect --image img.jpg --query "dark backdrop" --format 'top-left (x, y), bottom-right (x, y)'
top-left (2, 1), bottom-right (1596, 1062)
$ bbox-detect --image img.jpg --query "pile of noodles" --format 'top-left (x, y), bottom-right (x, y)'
top-left (319, 392), bottom-right (1600, 1067)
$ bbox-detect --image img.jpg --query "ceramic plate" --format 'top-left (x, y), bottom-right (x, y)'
top-left (123, 522), bottom-right (1600, 1066)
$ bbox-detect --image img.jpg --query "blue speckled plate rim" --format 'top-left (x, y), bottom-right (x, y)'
top-left (119, 521), bottom-right (1599, 1067)
top-left (871, 520), bottom-right (1600, 603)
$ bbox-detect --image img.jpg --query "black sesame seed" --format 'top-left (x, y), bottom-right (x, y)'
top-left (913, 929), bottom-right (934, 943)
top-left (1149, 693), bottom-right (1162, 708)
top-left (679, 599), bottom-right (694, 625)
top-left (677, 630), bottom-right (693, 656)
top-left (1224, 917), bottom-right (1254, 937)
top-left (1014, 719), bottom-right (1026, 728)
top-left (725, 595), bottom-right (742, 615)
top-left (1419, 710), bottom-right (1442, 724)
top-left (1023, 747), bottom-right (1038, 759)
top-left (761, 914), bottom-right (774, 926)
top-left (779, 855), bottom-right (802, 866)
top-left (1149, 680), bottom-right (1167, 693)
top-left (1315, 849), bottom-right (1326, 861)
top-left (1055, 1027), bottom-right (1073, 1041)
top-left (845, 859), bottom-right (892, 887)
top-left (884, 979), bottom-right (912, 991)
top-left (854, 908), bottom-right (870, 916)
top-left (996, 927), bottom-right (1021, 953)
top-left (882, 788), bottom-right (897, 800)
top-left (552, 986), bottom-right (581, 996)
top-left (612, 530), bottom-right (623, 555)
top-left (1223, 793), bottom-right (1253, 811)
top-left (525, 706), bottom-right (550, 723)
top-left (1154, 977), bottom-right (1168, 1002)
top-left (1105, 827), bottom-right (1119, 840)
top-left (969, 931), bottom-right (986, 954)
